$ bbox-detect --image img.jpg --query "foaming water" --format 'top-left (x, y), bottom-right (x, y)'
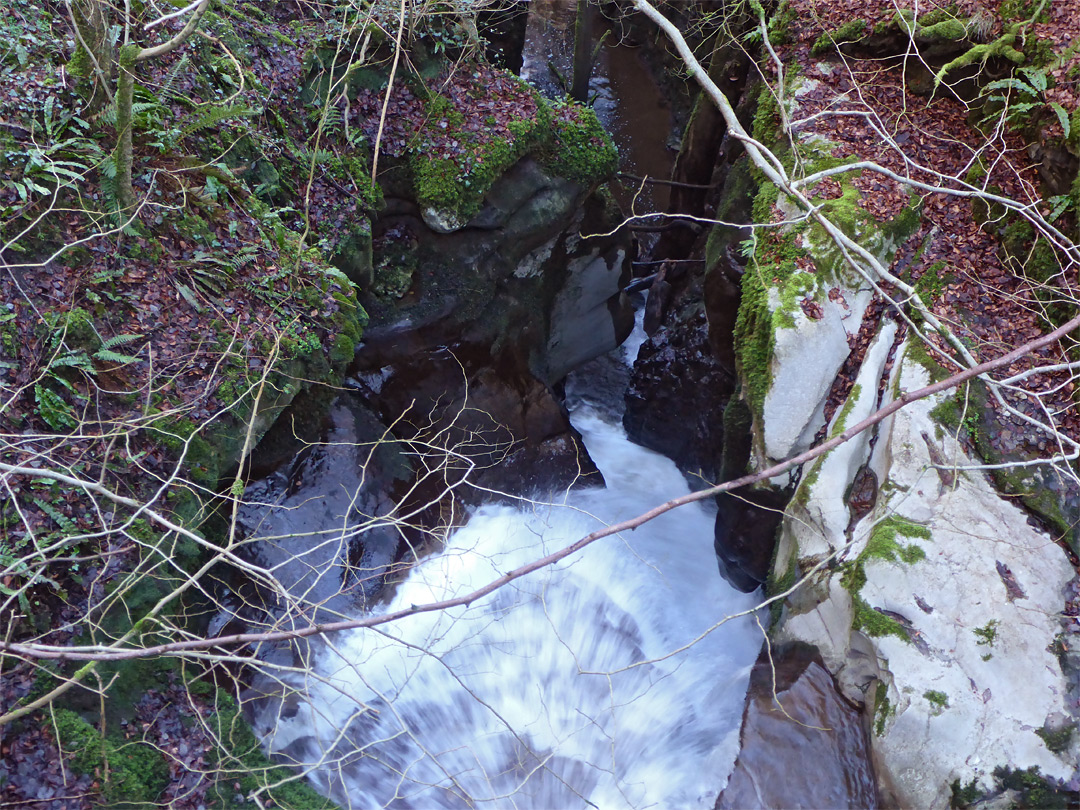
top-left (255, 407), bottom-right (761, 809)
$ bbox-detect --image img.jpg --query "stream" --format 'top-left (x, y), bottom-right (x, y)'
top-left (241, 5), bottom-right (765, 806)
top-left (250, 383), bottom-right (761, 809)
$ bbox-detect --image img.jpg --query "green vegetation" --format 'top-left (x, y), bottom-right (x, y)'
top-left (402, 72), bottom-right (615, 229)
top-left (735, 79), bottom-right (921, 425)
top-left (766, 547), bottom-right (799, 627)
top-left (53, 709), bottom-right (170, 804)
top-left (866, 515), bottom-right (931, 561)
top-left (873, 680), bottom-right (896, 736)
top-left (767, 1), bottom-right (797, 46)
top-left (993, 766), bottom-right (1073, 808)
top-left (850, 594), bottom-right (910, 642)
top-left (830, 384), bottom-right (862, 438)
top-left (974, 619), bottom-right (999, 660)
top-left (910, 339), bottom-right (953, 384)
top-left (950, 777), bottom-right (984, 808)
top-left (811, 19), bottom-right (867, 56)
top-left (840, 516), bottom-right (929, 641)
top-left (915, 261), bottom-right (952, 301)
top-left (1034, 723), bottom-right (1075, 754)
top-left (934, 29), bottom-right (1026, 88)
top-left (979, 68), bottom-right (1072, 141)
top-left (973, 619), bottom-right (999, 647)
top-left (923, 689), bottom-right (950, 712)
top-left (999, 0), bottom-right (1051, 23)
top-left (207, 696), bottom-right (340, 809)
top-left (545, 102), bottom-right (620, 187)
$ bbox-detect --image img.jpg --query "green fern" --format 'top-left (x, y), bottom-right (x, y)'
top-left (32, 497), bottom-right (78, 534)
top-left (311, 105), bottom-right (345, 142)
top-left (980, 67), bottom-right (1069, 137)
top-left (94, 334), bottom-right (143, 366)
top-left (179, 103), bottom-right (256, 137)
top-left (35, 384), bottom-right (77, 430)
top-left (161, 53), bottom-right (191, 98)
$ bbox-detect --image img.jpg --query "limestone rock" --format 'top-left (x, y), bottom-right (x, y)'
top-left (770, 343), bottom-right (1077, 807)
top-left (760, 286), bottom-right (875, 462)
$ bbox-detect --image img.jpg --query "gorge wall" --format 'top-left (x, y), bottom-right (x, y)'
top-left (632, 2), bottom-right (1080, 806)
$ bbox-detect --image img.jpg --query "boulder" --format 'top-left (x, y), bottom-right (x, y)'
top-left (718, 642), bottom-right (880, 810)
top-left (624, 308), bottom-right (734, 482)
top-left (354, 158), bottom-right (632, 500)
top-left (770, 344), bottom-right (1078, 807)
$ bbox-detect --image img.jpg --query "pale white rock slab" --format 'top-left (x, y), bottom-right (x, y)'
top-left (796, 320), bottom-right (898, 553)
top-left (761, 285), bottom-right (873, 461)
top-left (860, 356), bottom-right (1074, 807)
top-left (773, 342), bottom-right (1074, 807)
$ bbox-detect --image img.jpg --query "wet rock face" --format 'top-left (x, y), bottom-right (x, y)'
top-left (623, 308), bottom-right (735, 482)
top-left (713, 488), bottom-right (787, 592)
top-left (353, 159), bottom-right (630, 501)
top-left (349, 341), bottom-right (603, 500)
top-left (718, 643), bottom-right (880, 810)
top-left (233, 399), bottom-right (410, 624)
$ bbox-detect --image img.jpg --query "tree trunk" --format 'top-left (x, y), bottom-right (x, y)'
top-left (570, 0), bottom-right (593, 103)
top-left (654, 21), bottom-right (752, 259)
top-left (114, 47), bottom-right (137, 212)
top-left (69, 0), bottom-right (111, 112)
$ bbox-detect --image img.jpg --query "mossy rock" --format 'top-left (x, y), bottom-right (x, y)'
top-left (53, 709), bottom-right (169, 805)
top-left (811, 19), bottom-right (868, 57)
top-left (206, 696), bottom-right (340, 809)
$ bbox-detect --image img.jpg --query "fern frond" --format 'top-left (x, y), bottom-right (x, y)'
top-left (179, 104), bottom-right (256, 137)
top-left (100, 333), bottom-right (143, 349)
top-left (94, 349), bottom-right (141, 365)
top-left (162, 54), bottom-right (190, 98)
top-left (32, 496), bottom-right (77, 533)
top-left (50, 351), bottom-right (94, 371)
top-left (35, 384), bottom-right (77, 431)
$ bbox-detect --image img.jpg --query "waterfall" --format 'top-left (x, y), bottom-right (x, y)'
top-left (251, 397), bottom-right (762, 809)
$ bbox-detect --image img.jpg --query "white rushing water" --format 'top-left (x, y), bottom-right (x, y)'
top-left (256, 401), bottom-right (762, 810)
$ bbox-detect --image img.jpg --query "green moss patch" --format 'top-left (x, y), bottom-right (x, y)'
top-left (866, 515), bottom-right (931, 560)
top-left (53, 709), bottom-right (170, 805)
top-left (1035, 723), bottom-right (1075, 754)
top-left (992, 766), bottom-right (1074, 808)
top-left (811, 19), bottom-right (867, 56)
top-left (544, 102), bottom-right (619, 187)
top-left (873, 680), bottom-right (896, 735)
top-left (840, 516), bottom-right (929, 640)
top-left (207, 696), bottom-right (339, 809)
top-left (352, 62), bottom-right (616, 230)
top-left (923, 689), bottom-right (950, 712)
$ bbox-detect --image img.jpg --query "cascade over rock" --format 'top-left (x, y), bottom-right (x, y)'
top-left (229, 399), bottom-right (409, 628)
